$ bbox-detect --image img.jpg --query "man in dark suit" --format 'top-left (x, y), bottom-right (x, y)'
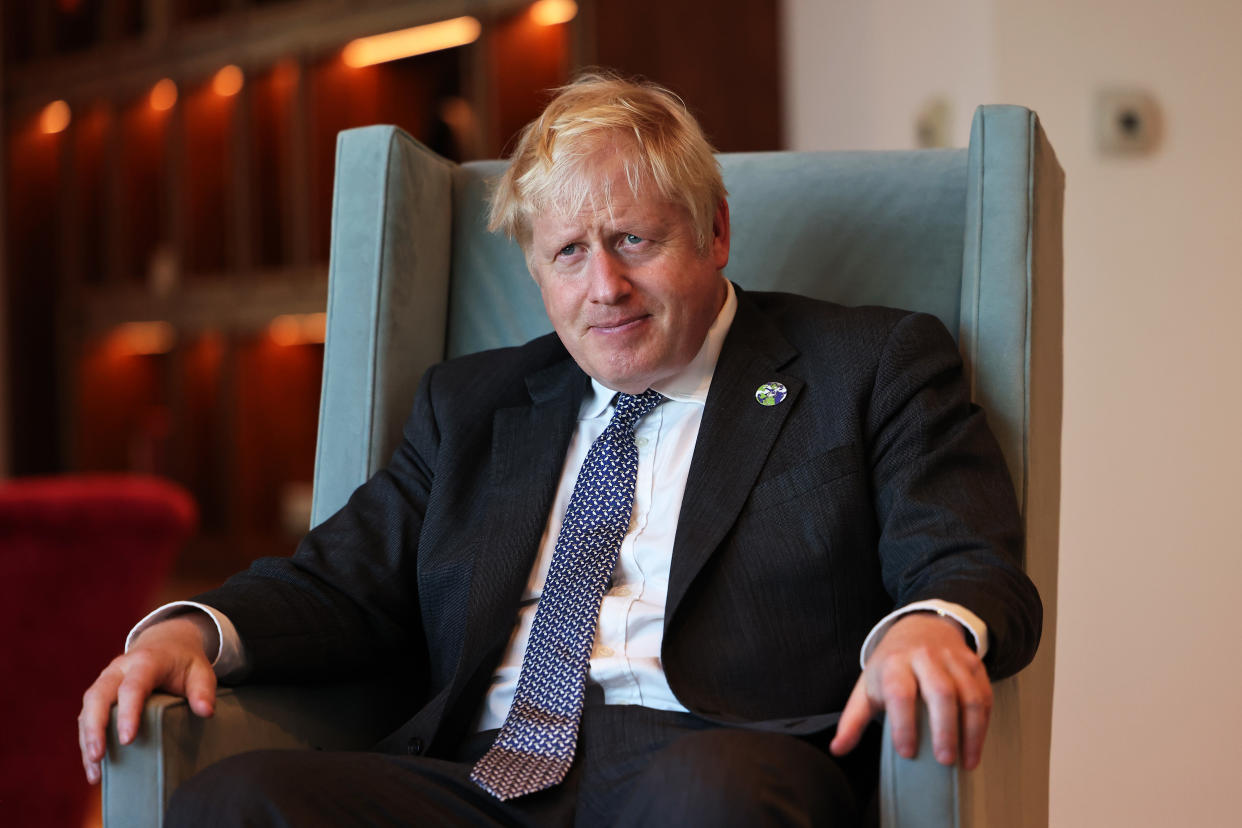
top-left (79, 74), bottom-right (1040, 825)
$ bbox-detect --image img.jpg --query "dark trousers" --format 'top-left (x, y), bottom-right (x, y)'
top-left (166, 704), bottom-right (879, 827)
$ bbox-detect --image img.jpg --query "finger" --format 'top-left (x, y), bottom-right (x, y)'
top-left (79, 666), bottom-right (125, 784)
top-left (945, 656), bottom-right (992, 770)
top-left (183, 658), bottom-right (218, 718)
top-left (114, 653), bottom-right (164, 745)
top-left (79, 667), bottom-right (122, 760)
top-left (910, 648), bottom-right (959, 766)
top-left (878, 659), bottom-right (920, 759)
top-left (829, 676), bottom-right (874, 756)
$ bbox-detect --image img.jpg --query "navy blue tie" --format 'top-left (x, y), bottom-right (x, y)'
top-left (470, 389), bottom-right (666, 800)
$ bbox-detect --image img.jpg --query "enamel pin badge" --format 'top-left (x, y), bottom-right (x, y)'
top-left (754, 382), bottom-right (787, 407)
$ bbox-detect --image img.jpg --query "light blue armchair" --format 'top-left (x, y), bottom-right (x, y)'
top-left (104, 106), bottom-right (1063, 828)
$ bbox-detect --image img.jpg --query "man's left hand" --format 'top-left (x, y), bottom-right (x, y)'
top-left (828, 612), bottom-right (992, 770)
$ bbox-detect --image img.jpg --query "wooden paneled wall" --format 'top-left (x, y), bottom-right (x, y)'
top-left (584, 0), bottom-right (783, 152)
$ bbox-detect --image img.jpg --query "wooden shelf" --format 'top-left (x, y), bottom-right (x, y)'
top-left (3, 0), bottom-right (548, 548)
top-left (5, 0), bottom-right (533, 113)
top-left (78, 267), bottom-right (328, 336)
top-left (2, 0), bottom-right (782, 562)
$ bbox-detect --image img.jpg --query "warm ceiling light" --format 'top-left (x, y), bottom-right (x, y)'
top-left (150, 78), bottom-right (178, 111)
top-left (40, 100), bottom-right (71, 134)
top-left (108, 322), bottom-right (176, 356)
top-left (531, 0), bottom-right (578, 26)
top-left (342, 17), bottom-right (481, 68)
top-left (213, 65), bottom-right (244, 96)
top-left (269, 313), bottom-right (327, 346)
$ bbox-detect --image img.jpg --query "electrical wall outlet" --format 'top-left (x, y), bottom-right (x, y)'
top-left (915, 97), bottom-right (952, 149)
top-left (1095, 88), bottom-right (1162, 156)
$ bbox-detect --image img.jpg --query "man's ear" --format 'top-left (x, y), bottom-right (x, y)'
top-left (711, 198), bottom-right (731, 270)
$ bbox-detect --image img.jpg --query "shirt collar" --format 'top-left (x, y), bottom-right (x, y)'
top-left (581, 279), bottom-right (737, 419)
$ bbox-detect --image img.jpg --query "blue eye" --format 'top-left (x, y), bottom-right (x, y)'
top-left (558, 243), bottom-right (578, 257)
top-left (624, 234), bottom-right (642, 244)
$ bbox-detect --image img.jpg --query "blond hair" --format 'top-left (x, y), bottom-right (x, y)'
top-left (488, 72), bottom-right (726, 253)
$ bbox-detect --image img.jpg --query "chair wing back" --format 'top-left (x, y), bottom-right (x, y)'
top-left (310, 132), bottom-right (455, 526)
top-left (312, 106), bottom-right (1063, 828)
top-left (445, 150), bottom-right (970, 349)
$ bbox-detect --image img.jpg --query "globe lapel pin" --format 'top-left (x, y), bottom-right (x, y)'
top-left (755, 382), bottom-right (787, 407)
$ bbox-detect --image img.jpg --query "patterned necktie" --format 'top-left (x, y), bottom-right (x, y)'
top-left (470, 388), bottom-right (667, 800)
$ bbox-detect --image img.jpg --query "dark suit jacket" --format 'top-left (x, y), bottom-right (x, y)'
top-left (198, 286), bottom-right (1041, 757)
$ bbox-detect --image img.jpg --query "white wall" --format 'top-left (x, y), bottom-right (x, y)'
top-left (785, 1), bottom-right (1242, 825)
top-left (994, 1), bottom-right (1242, 825)
top-left (784, 0), bottom-right (995, 151)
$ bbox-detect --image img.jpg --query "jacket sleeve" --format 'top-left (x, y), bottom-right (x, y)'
top-left (866, 311), bottom-right (1042, 680)
top-left (192, 364), bottom-right (444, 687)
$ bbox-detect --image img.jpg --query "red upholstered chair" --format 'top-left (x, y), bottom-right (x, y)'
top-left (0, 475), bottom-right (196, 828)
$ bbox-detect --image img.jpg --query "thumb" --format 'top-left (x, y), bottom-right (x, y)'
top-left (829, 674), bottom-right (876, 757)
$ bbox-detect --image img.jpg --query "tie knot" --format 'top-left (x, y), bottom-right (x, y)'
top-left (610, 389), bottom-right (666, 431)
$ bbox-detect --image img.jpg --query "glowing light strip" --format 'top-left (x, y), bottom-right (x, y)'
top-left (531, 0), bottom-right (578, 26)
top-left (342, 17), bottom-right (481, 68)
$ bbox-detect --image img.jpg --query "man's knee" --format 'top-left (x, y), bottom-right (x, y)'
top-left (165, 747), bottom-right (528, 827)
top-left (166, 750), bottom-right (308, 827)
top-left (615, 728), bottom-right (859, 827)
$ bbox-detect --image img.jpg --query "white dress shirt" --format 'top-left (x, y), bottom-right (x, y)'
top-left (474, 278), bottom-right (739, 728)
top-left (128, 279), bottom-right (988, 724)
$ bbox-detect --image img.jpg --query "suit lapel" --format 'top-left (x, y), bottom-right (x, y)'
top-left (453, 357), bottom-right (588, 687)
top-left (667, 289), bottom-right (803, 620)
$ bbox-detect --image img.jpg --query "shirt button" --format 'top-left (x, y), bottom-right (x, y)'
top-left (597, 646), bottom-right (615, 657)
top-left (635, 436), bottom-right (649, 448)
top-left (407, 737), bottom-right (424, 755)
top-left (612, 586), bottom-right (632, 597)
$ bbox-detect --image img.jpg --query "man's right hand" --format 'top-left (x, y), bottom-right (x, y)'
top-left (78, 615), bottom-right (218, 784)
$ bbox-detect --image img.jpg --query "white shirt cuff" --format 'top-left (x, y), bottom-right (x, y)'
top-left (125, 600), bottom-right (248, 681)
top-left (859, 599), bottom-right (989, 669)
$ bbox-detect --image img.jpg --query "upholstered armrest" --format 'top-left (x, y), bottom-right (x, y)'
top-left (880, 700), bottom-right (960, 828)
top-left (101, 683), bottom-right (964, 827)
top-left (101, 682), bottom-right (409, 828)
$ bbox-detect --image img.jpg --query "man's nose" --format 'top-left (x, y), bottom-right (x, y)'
top-left (586, 250), bottom-right (631, 304)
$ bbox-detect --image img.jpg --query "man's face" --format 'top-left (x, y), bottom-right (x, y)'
top-left (526, 155), bottom-right (730, 394)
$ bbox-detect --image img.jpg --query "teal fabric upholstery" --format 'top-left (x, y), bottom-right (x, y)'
top-left (310, 131), bottom-right (454, 526)
top-left (104, 107), bottom-right (1062, 828)
top-left (446, 150), bottom-right (972, 359)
